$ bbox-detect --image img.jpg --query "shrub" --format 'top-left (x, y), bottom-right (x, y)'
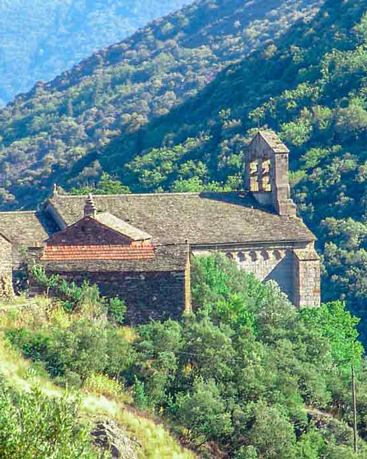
top-left (0, 377), bottom-right (108, 458)
top-left (107, 297), bottom-right (126, 325)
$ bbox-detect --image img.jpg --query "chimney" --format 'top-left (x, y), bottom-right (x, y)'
top-left (246, 130), bottom-right (296, 217)
top-left (84, 193), bottom-right (97, 218)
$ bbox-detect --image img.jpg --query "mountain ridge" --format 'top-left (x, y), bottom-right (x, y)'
top-left (0, 0), bottom-right (323, 208)
top-left (0, 0), bottom-right (193, 105)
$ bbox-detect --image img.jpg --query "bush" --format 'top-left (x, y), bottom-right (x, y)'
top-left (7, 319), bottom-right (134, 387)
top-left (0, 377), bottom-right (108, 458)
top-left (107, 297), bottom-right (126, 325)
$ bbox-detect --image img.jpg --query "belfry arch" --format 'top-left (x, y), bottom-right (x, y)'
top-left (245, 131), bottom-right (297, 216)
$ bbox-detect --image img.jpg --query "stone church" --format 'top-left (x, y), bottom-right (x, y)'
top-left (0, 131), bottom-right (320, 323)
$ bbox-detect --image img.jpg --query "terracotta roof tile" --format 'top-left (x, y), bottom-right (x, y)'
top-left (41, 244), bottom-right (188, 272)
top-left (42, 244), bottom-right (155, 261)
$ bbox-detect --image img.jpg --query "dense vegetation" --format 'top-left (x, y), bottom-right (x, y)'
top-left (4, 254), bottom-right (367, 458)
top-left (0, 381), bottom-right (107, 458)
top-left (0, 0), bottom-right (323, 206)
top-left (0, 0), bottom-right (192, 105)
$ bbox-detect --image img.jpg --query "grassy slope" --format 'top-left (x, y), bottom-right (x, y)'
top-left (0, 300), bottom-right (197, 459)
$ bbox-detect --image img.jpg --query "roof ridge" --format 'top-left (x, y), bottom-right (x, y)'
top-left (0, 210), bottom-right (38, 214)
top-left (50, 191), bottom-right (242, 199)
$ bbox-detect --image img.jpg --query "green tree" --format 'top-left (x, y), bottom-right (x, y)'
top-left (0, 379), bottom-right (107, 459)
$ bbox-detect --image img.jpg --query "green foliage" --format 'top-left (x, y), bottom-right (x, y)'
top-left (128, 255), bottom-right (367, 457)
top-left (132, 376), bottom-right (149, 410)
top-left (300, 301), bottom-right (363, 368)
top-left (6, 254), bottom-right (367, 457)
top-left (174, 377), bottom-right (233, 445)
top-left (0, 377), bottom-right (107, 458)
top-left (107, 297), bottom-right (127, 326)
top-left (6, 319), bottom-right (134, 387)
top-left (0, 0), bottom-right (323, 207)
top-left (68, 173), bottom-right (131, 196)
top-left (0, 0), bottom-right (192, 105)
top-left (31, 265), bottom-right (126, 324)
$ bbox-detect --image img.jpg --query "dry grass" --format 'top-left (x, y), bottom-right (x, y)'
top-left (0, 298), bottom-right (198, 459)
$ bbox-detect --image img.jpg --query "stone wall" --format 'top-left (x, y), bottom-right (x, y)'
top-left (227, 248), bottom-right (293, 299)
top-left (236, 248), bottom-right (293, 299)
top-left (42, 269), bottom-right (188, 325)
top-left (0, 236), bottom-right (14, 298)
top-left (293, 249), bottom-right (321, 307)
top-left (193, 245), bottom-right (320, 308)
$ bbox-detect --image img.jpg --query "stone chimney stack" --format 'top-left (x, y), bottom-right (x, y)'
top-left (246, 130), bottom-right (297, 217)
top-left (84, 193), bottom-right (97, 218)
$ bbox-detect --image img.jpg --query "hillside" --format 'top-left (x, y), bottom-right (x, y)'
top-left (1, 254), bottom-right (367, 458)
top-left (0, 0), bottom-right (323, 207)
top-left (2, 0), bottom-right (367, 337)
top-left (0, 0), bottom-right (193, 105)
top-left (0, 301), bottom-right (197, 459)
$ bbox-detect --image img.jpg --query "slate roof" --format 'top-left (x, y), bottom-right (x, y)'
top-left (0, 211), bottom-right (59, 247)
top-left (41, 244), bottom-right (188, 272)
top-left (42, 244), bottom-right (156, 261)
top-left (45, 192), bottom-right (315, 245)
top-left (256, 130), bottom-right (290, 153)
top-left (94, 212), bottom-right (152, 241)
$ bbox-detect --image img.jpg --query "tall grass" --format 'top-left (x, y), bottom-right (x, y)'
top-left (0, 297), bottom-right (198, 459)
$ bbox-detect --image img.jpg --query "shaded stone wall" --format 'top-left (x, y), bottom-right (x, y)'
top-left (235, 248), bottom-right (293, 299)
top-left (193, 245), bottom-right (320, 307)
top-left (0, 236), bottom-right (14, 297)
top-left (42, 269), bottom-right (188, 325)
top-left (293, 249), bottom-right (321, 307)
top-left (193, 247), bottom-right (294, 300)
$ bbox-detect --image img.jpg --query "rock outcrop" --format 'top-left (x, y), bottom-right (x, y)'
top-left (91, 419), bottom-right (139, 459)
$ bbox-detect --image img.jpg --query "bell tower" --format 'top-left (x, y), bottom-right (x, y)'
top-left (245, 130), bottom-right (297, 217)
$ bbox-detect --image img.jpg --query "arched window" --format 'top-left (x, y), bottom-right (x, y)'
top-left (237, 252), bottom-right (245, 262)
top-left (249, 251), bottom-right (258, 262)
top-left (273, 250), bottom-right (282, 261)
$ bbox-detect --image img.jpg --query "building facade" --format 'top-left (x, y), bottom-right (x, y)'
top-left (0, 131), bottom-right (320, 322)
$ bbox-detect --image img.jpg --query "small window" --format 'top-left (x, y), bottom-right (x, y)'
top-left (249, 251), bottom-right (257, 262)
top-left (237, 252), bottom-right (245, 262)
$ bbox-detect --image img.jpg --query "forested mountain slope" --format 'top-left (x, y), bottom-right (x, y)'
top-left (0, 0), bottom-right (193, 105)
top-left (0, 0), bottom-right (323, 206)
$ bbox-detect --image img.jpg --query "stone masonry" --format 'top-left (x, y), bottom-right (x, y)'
top-left (0, 234), bottom-right (14, 298)
top-left (50, 270), bottom-right (188, 325)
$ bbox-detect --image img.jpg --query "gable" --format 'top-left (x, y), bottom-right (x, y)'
top-left (45, 216), bottom-right (136, 246)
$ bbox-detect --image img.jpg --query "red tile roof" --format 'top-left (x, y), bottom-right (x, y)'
top-left (42, 244), bottom-right (156, 261)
